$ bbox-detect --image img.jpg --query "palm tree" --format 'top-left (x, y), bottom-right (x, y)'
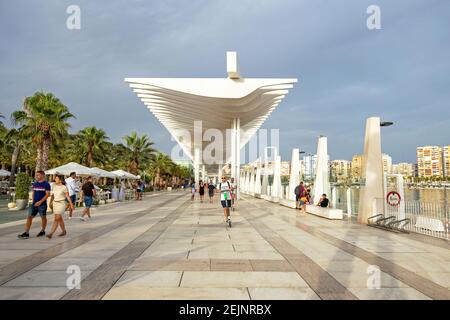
top-left (123, 132), bottom-right (156, 175)
top-left (152, 152), bottom-right (174, 189)
top-left (12, 92), bottom-right (74, 171)
top-left (4, 126), bottom-right (28, 187)
top-left (78, 126), bottom-right (109, 167)
top-left (0, 112), bottom-right (4, 127)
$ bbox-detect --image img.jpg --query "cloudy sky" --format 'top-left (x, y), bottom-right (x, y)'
top-left (1, 0), bottom-right (449, 164)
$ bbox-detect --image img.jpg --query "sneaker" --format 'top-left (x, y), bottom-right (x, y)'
top-left (68, 216), bottom-right (72, 220)
top-left (18, 232), bottom-right (30, 239)
top-left (36, 230), bottom-right (46, 237)
top-left (80, 217), bottom-right (86, 221)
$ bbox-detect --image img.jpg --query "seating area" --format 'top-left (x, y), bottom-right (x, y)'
top-left (306, 205), bottom-right (344, 220)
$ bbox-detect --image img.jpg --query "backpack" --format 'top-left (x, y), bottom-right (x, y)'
top-left (294, 186), bottom-right (300, 196)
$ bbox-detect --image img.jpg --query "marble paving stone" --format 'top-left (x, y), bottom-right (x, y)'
top-left (248, 287), bottom-right (320, 300)
top-left (249, 260), bottom-right (294, 272)
top-left (327, 271), bottom-right (409, 288)
top-left (0, 286), bottom-right (70, 300)
top-left (350, 288), bottom-right (431, 300)
top-left (103, 287), bottom-right (250, 300)
top-left (210, 259), bottom-right (252, 271)
top-left (129, 258), bottom-right (210, 271)
top-left (34, 257), bottom-right (107, 271)
top-left (3, 270), bottom-right (91, 287)
top-left (181, 271), bottom-right (309, 288)
top-left (114, 271), bottom-right (182, 288)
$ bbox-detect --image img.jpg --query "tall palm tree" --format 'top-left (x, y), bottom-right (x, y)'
top-left (4, 126), bottom-right (28, 187)
top-left (123, 132), bottom-right (156, 175)
top-left (152, 152), bottom-right (174, 189)
top-left (12, 92), bottom-right (74, 171)
top-left (78, 126), bottom-right (109, 167)
top-left (0, 112), bottom-right (4, 127)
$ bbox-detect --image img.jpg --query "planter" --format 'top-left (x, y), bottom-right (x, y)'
top-left (15, 199), bottom-right (28, 210)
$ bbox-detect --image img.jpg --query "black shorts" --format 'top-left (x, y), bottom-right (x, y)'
top-left (28, 204), bottom-right (47, 217)
top-left (221, 200), bottom-right (232, 208)
top-left (295, 195), bottom-right (299, 202)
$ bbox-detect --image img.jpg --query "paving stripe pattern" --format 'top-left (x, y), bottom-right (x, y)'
top-left (61, 197), bottom-right (191, 299)
top-left (0, 193), bottom-right (176, 286)
top-left (242, 196), bottom-right (450, 300)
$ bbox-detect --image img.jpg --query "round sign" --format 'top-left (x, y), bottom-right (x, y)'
top-left (386, 191), bottom-right (401, 207)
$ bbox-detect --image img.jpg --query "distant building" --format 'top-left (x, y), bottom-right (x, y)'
top-left (444, 146), bottom-right (450, 177)
top-left (392, 163), bottom-right (416, 178)
top-left (301, 154), bottom-right (330, 180)
top-left (351, 155), bottom-right (363, 180)
top-left (331, 160), bottom-right (352, 181)
top-left (417, 146), bottom-right (444, 177)
top-left (382, 153), bottom-right (393, 174)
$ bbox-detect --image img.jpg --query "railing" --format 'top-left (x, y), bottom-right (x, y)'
top-left (374, 198), bottom-right (449, 240)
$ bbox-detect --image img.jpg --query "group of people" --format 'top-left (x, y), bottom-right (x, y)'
top-left (189, 177), bottom-right (236, 225)
top-left (17, 171), bottom-right (97, 240)
top-left (295, 181), bottom-right (330, 212)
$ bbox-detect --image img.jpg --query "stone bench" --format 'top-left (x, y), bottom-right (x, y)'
top-left (414, 216), bottom-right (445, 232)
top-left (306, 205), bottom-right (343, 220)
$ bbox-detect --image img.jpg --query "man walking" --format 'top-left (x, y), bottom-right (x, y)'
top-left (18, 171), bottom-right (51, 239)
top-left (218, 176), bottom-right (232, 227)
top-left (65, 172), bottom-right (79, 219)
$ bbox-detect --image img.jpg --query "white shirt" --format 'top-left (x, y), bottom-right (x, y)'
top-left (65, 177), bottom-right (79, 196)
top-left (219, 181), bottom-right (232, 201)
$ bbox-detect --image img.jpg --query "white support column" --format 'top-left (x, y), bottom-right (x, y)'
top-left (358, 117), bottom-right (385, 224)
top-left (218, 165), bottom-right (222, 185)
top-left (288, 148), bottom-right (300, 202)
top-left (332, 187), bottom-right (337, 209)
top-left (255, 159), bottom-right (262, 195)
top-left (194, 147), bottom-right (201, 184)
top-left (272, 155), bottom-right (282, 199)
top-left (346, 188), bottom-right (352, 217)
top-left (313, 136), bottom-right (330, 204)
top-left (235, 118), bottom-right (241, 200)
top-left (202, 164), bottom-right (206, 181)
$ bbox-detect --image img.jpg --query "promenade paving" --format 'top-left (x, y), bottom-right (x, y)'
top-left (0, 190), bottom-right (449, 300)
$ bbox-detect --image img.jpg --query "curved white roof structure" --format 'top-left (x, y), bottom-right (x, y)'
top-left (125, 52), bottom-right (297, 193)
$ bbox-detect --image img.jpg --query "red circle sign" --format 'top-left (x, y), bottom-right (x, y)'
top-left (386, 191), bottom-right (401, 206)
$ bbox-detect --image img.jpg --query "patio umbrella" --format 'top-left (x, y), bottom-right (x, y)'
top-left (111, 170), bottom-right (139, 180)
top-left (0, 169), bottom-right (11, 177)
top-left (45, 162), bottom-right (97, 177)
top-left (91, 167), bottom-right (118, 179)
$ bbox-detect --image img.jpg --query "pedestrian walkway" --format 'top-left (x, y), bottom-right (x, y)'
top-left (0, 191), bottom-right (449, 300)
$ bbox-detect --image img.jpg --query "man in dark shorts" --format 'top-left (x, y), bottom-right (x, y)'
top-left (18, 171), bottom-right (51, 239)
top-left (207, 180), bottom-right (215, 203)
top-left (218, 176), bottom-right (232, 225)
top-left (80, 176), bottom-right (96, 221)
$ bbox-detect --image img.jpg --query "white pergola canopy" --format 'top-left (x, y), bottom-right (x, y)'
top-left (125, 52), bottom-right (297, 195)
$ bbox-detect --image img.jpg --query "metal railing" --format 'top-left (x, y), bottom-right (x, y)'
top-left (374, 198), bottom-right (449, 240)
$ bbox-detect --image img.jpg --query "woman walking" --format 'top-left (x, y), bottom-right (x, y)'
top-left (199, 180), bottom-right (205, 203)
top-left (207, 180), bottom-right (215, 203)
top-left (190, 180), bottom-right (196, 201)
top-left (47, 175), bottom-right (73, 239)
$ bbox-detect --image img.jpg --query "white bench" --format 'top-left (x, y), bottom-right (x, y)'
top-left (414, 216), bottom-right (445, 232)
top-left (306, 205), bottom-right (343, 220)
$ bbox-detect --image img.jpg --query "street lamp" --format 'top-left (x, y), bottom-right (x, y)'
top-left (380, 121), bottom-right (394, 127)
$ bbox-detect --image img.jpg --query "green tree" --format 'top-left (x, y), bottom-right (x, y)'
top-left (12, 92), bottom-right (74, 171)
top-left (78, 126), bottom-right (109, 167)
top-left (123, 132), bottom-right (156, 175)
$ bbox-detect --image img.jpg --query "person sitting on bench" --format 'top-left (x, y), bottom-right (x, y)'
top-left (317, 194), bottom-right (330, 208)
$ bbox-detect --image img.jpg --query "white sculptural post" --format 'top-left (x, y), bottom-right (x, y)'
top-left (255, 159), bottom-right (262, 195)
top-left (194, 147), bottom-right (201, 184)
top-left (313, 136), bottom-right (330, 204)
top-left (346, 188), bottom-right (352, 217)
top-left (358, 117), bottom-right (385, 224)
top-left (262, 163), bottom-right (269, 196)
top-left (272, 155), bottom-right (282, 199)
top-left (288, 148), bottom-right (300, 202)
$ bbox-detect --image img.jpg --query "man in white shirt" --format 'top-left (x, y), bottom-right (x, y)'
top-left (65, 172), bottom-right (79, 219)
top-left (218, 176), bottom-right (232, 226)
